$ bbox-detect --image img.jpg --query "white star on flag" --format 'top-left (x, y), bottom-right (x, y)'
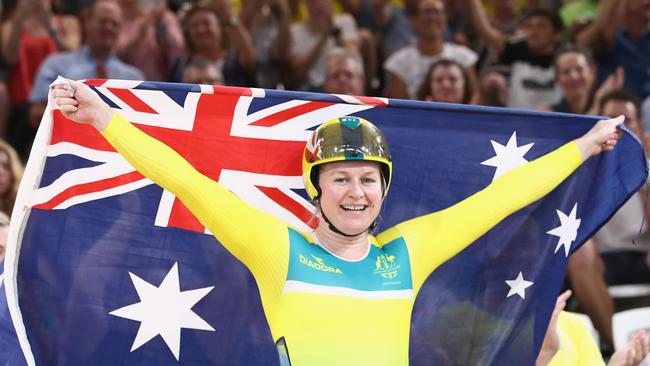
top-left (546, 203), bottom-right (581, 257)
top-left (481, 131), bottom-right (534, 181)
top-left (505, 272), bottom-right (534, 299)
top-left (109, 262), bottom-right (215, 360)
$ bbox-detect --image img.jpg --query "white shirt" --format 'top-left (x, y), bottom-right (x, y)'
top-left (384, 43), bottom-right (477, 99)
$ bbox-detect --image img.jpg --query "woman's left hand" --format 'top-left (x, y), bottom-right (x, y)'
top-left (574, 115), bottom-right (625, 161)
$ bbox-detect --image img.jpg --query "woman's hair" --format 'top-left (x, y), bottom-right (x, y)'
top-left (0, 140), bottom-right (23, 216)
top-left (553, 46), bottom-right (595, 77)
top-left (417, 59), bottom-right (474, 104)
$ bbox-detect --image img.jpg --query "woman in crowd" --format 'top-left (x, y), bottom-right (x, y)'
top-left (538, 47), bottom-right (623, 115)
top-left (175, 2), bottom-right (256, 86)
top-left (417, 58), bottom-right (475, 103)
top-left (116, 0), bottom-right (185, 81)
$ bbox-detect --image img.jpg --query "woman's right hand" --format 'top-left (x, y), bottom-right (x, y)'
top-left (51, 78), bottom-right (114, 131)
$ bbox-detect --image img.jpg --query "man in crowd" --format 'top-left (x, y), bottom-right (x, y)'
top-left (323, 47), bottom-right (365, 96)
top-left (567, 90), bottom-right (650, 354)
top-left (28, 0), bottom-right (143, 129)
top-left (384, 0), bottom-right (477, 99)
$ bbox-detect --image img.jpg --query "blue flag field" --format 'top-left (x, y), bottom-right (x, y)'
top-left (0, 80), bottom-right (646, 365)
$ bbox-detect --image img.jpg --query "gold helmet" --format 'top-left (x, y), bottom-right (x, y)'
top-left (302, 116), bottom-right (392, 200)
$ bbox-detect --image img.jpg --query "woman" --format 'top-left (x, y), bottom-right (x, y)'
top-left (174, 2), bottom-right (256, 86)
top-left (417, 58), bottom-right (474, 103)
top-left (52, 79), bottom-right (623, 366)
top-left (116, 0), bottom-right (185, 81)
top-left (1, 0), bottom-right (80, 158)
top-left (0, 139), bottom-right (23, 216)
top-left (538, 47), bottom-right (623, 115)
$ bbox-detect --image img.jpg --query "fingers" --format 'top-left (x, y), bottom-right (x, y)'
top-left (607, 115), bottom-right (625, 128)
top-left (638, 331), bottom-right (650, 360)
top-left (553, 290), bottom-right (571, 313)
top-left (558, 289), bottom-right (572, 303)
top-left (624, 331), bottom-right (650, 365)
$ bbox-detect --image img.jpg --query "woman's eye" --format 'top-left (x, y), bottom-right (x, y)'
top-left (362, 177), bottom-right (376, 184)
top-left (334, 177), bottom-right (347, 183)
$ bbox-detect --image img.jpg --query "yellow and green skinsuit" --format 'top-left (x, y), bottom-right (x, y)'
top-left (102, 113), bottom-right (583, 366)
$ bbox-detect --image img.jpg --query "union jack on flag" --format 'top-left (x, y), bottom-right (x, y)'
top-left (0, 80), bottom-right (646, 365)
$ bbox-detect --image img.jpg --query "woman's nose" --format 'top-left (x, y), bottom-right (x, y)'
top-left (347, 181), bottom-right (364, 198)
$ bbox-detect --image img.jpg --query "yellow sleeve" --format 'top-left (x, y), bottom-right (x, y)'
top-left (548, 312), bottom-right (606, 366)
top-left (387, 142), bottom-right (583, 291)
top-left (101, 113), bottom-right (290, 276)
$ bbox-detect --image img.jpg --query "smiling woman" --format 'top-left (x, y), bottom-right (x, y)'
top-left (51, 79), bottom-right (625, 366)
top-left (302, 117), bottom-right (391, 258)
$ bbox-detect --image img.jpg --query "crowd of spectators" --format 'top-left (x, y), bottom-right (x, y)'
top-left (0, 0), bottom-right (648, 362)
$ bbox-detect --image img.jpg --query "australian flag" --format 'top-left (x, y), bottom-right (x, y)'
top-left (0, 80), bottom-right (646, 365)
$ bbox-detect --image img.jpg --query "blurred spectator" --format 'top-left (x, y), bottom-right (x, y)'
top-left (28, 0), bottom-right (144, 131)
top-left (567, 89), bottom-right (649, 353)
top-left (182, 57), bottom-right (223, 85)
top-left (0, 211), bottom-right (8, 262)
top-left (288, 0), bottom-right (364, 91)
top-left (116, 0), bottom-right (184, 81)
top-left (323, 47), bottom-right (365, 95)
top-left (353, 0), bottom-right (416, 61)
top-left (240, 0), bottom-right (292, 89)
top-left (593, 90), bottom-right (650, 286)
top-left (538, 47), bottom-right (597, 114)
top-left (0, 139), bottom-right (22, 216)
top-left (537, 290), bottom-right (650, 366)
top-left (175, 2), bottom-right (256, 86)
top-left (475, 71), bottom-right (508, 107)
top-left (1, 0), bottom-right (80, 159)
top-left (577, 0), bottom-right (650, 100)
top-left (383, 0), bottom-right (478, 99)
top-left (465, 0), bottom-right (564, 109)
top-left (417, 58), bottom-right (474, 103)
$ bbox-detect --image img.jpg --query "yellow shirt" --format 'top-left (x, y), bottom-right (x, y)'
top-left (548, 312), bottom-right (606, 366)
top-left (102, 113), bottom-right (583, 366)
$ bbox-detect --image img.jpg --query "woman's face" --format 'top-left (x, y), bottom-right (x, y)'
top-left (556, 52), bottom-right (595, 98)
top-left (318, 161), bottom-right (383, 235)
top-left (0, 151), bottom-right (12, 196)
top-left (187, 10), bottom-right (221, 53)
top-left (430, 64), bottom-right (465, 103)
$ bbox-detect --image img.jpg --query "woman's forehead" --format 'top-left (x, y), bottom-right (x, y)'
top-left (319, 161), bottom-right (381, 174)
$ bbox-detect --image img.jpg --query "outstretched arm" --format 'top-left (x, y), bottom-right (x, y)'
top-left (384, 116), bottom-right (624, 290)
top-left (463, 0), bottom-right (506, 53)
top-left (51, 79), bottom-right (290, 272)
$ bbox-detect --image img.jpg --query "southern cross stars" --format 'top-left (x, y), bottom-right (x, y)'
top-left (505, 272), bottom-right (534, 299)
top-left (546, 203), bottom-right (581, 257)
top-left (109, 262), bottom-right (215, 360)
top-left (481, 131), bottom-right (534, 181)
